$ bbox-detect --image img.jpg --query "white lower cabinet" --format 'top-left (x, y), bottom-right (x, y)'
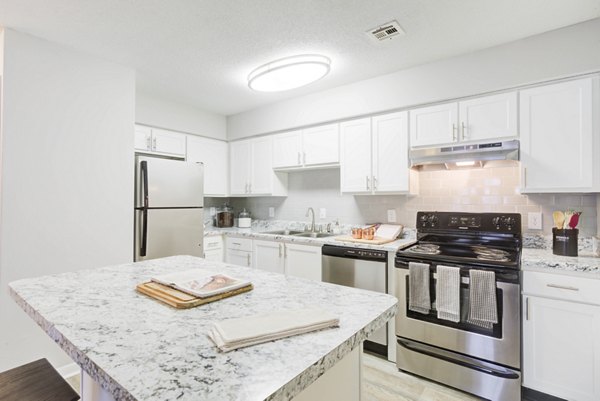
top-left (225, 237), bottom-right (253, 267)
top-left (203, 235), bottom-right (223, 262)
top-left (253, 239), bottom-right (321, 281)
top-left (522, 271), bottom-right (600, 401)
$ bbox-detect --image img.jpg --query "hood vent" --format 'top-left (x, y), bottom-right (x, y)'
top-left (410, 140), bottom-right (519, 168)
top-left (366, 20), bottom-right (405, 42)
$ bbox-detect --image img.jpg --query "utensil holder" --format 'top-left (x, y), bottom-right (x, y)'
top-left (552, 228), bottom-right (578, 257)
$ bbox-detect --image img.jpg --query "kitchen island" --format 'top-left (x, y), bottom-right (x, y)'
top-left (9, 255), bottom-right (397, 401)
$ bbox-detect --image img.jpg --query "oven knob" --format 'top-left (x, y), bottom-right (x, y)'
top-left (420, 214), bottom-right (429, 222)
top-left (429, 215), bottom-right (438, 227)
top-left (492, 217), bottom-right (501, 226)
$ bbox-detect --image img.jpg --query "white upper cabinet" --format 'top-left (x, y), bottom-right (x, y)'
top-left (520, 77), bottom-right (599, 193)
top-left (409, 92), bottom-right (518, 147)
top-left (410, 103), bottom-right (458, 147)
top-left (186, 136), bottom-right (228, 197)
top-left (341, 112), bottom-right (412, 194)
top-left (372, 112), bottom-right (410, 193)
top-left (134, 125), bottom-right (186, 157)
top-left (272, 124), bottom-right (339, 170)
top-left (230, 137), bottom-right (287, 196)
top-left (272, 131), bottom-right (303, 169)
top-left (458, 92), bottom-right (518, 143)
top-left (340, 118), bottom-right (372, 194)
top-left (302, 124), bottom-right (339, 166)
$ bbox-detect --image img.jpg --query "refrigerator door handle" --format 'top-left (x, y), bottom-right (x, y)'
top-left (141, 160), bottom-right (149, 208)
top-left (140, 209), bottom-right (148, 257)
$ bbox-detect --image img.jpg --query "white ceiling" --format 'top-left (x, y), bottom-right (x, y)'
top-left (0, 0), bottom-right (599, 116)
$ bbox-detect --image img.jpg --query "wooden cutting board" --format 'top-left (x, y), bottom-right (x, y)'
top-left (136, 281), bottom-right (253, 309)
top-left (334, 236), bottom-right (396, 245)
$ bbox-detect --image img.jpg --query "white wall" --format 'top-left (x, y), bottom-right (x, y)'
top-left (136, 90), bottom-right (226, 140)
top-left (0, 29), bottom-right (135, 371)
top-left (228, 18), bottom-right (600, 139)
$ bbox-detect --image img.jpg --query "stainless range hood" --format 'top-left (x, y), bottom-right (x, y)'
top-left (410, 139), bottom-right (519, 168)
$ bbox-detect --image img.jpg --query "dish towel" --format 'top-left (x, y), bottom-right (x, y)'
top-left (208, 308), bottom-right (339, 352)
top-left (435, 265), bottom-right (461, 323)
top-left (409, 262), bottom-right (431, 314)
top-left (467, 269), bottom-right (498, 329)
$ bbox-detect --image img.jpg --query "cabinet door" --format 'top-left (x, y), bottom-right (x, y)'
top-left (253, 240), bottom-right (284, 274)
top-left (520, 78), bottom-right (596, 192)
top-left (187, 136), bottom-right (228, 196)
top-left (134, 125), bottom-right (152, 151)
top-left (152, 128), bottom-right (187, 156)
top-left (285, 244), bottom-right (321, 281)
top-left (372, 111), bottom-right (409, 193)
top-left (302, 124), bottom-right (340, 166)
top-left (523, 296), bottom-right (600, 401)
top-left (250, 136), bottom-right (273, 195)
top-left (273, 131), bottom-right (302, 169)
top-left (458, 92), bottom-right (518, 142)
top-left (340, 118), bottom-right (372, 194)
top-left (203, 249), bottom-right (223, 262)
top-left (229, 140), bottom-right (251, 195)
top-left (409, 102), bottom-right (458, 147)
top-left (225, 249), bottom-right (252, 267)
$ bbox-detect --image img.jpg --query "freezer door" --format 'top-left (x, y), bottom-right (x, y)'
top-left (135, 208), bottom-right (204, 261)
top-left (135, 155), bottom-right (203, 208)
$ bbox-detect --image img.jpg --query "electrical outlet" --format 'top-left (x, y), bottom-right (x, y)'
top-left (528, 212), bottom-right (542, 230)
top-left (387, 209), bottom-right (397, 223)
top-left (319, 208), bottom-right (327, 219)
top-left (268, 207), bottom-right (275, 218)
top-left (210, 207), bottom-right (216, 216)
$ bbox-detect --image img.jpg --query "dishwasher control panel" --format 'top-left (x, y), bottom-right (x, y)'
top-left (322, 245), bottom-right (387, 261)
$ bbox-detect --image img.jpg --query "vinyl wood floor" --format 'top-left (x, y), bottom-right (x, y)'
top-left (64, 352), bottom-right (481, 400)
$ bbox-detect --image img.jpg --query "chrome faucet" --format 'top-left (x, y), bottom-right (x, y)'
top-left (305, 207), bottom-right (316, 232)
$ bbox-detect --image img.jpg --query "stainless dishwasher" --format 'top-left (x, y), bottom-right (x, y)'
top-left (321, 244), bottom-right (388, 357)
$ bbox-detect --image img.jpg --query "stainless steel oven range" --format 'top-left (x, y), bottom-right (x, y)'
top-left (395, 211), bottom-right (522, 401)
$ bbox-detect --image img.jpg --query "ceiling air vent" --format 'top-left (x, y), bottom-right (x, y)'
top-left (366, 20), bottom-right (405, 43)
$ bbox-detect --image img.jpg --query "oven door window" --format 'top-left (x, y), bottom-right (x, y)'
top-left (405, 274), bottom-right (504, 339)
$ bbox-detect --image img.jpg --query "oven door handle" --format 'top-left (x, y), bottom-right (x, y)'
top-left (397, 339), bottom-right (519, 379)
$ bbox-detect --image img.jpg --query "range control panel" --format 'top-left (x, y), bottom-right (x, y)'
top-left (417, 211), bottom-right (521, 234)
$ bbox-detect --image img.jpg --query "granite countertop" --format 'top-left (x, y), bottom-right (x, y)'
top-left (522, 248), bottom-right (600, 279)
top-left (9, 255), bottom-right (397, 401)
top-left (205, 225), bottom-right (415, 253)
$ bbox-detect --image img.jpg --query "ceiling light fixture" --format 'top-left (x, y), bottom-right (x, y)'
top-left (248, 54), bottom-right (331, 92)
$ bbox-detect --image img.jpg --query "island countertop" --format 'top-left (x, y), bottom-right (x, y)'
top-left (9, 255), bottom-right (397, 401)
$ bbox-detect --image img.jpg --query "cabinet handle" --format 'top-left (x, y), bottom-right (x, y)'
top-left (461, 122), bottom-right (467, 140)
top-left (146, 136), bottom-right (151, 150)
top-left (248, 183), bottom-right (252, 193)
top-left (373, 176), bottom-right (378, 190)
top-left (232, 242), bottom-right (241, 246)
top-left (247, 253), bottom-right (251, 266)
top-left (525, 297), bottom-right (529, 320)
top-left (284, 243), bottom-right (287, 258)
top-left (366, 176), bottom-right (370, 190)
top-left (279, 243), bottom-right (282, 257)
top-left (298, 152), bottom-right (301, 165)
top-left (547, 284), bottom-right (580, 291)
top-left (152, 137), bottom-right (157, 150)
top-left (452, 124), bottom-right (458, 141)
top-left (303, 152), bottom-right (306, 165)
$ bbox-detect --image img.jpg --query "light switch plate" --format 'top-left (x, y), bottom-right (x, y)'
top-left (268, 207), bottom-right (275, 218)
top-left (319, 208), bottom-right (327, 219)
top-left (387, 209), bottom-right (397, 223)
top-left (528, 212), bottom-right (542, 230)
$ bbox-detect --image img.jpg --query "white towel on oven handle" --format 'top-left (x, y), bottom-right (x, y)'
top-left (408, 262), bottom-right (431, 314)
top-left (467, 269), bottom-right (498, 329)
top-left (435, 265), bottom-right (461, 323)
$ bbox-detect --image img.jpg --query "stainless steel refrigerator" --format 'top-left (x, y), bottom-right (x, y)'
top-left (134, 155), bottom-right (204, 261)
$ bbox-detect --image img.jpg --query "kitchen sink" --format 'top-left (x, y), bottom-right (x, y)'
top-left (262, 229), bottom-right (304, 235)
top-left (292, 232), bottom-right (336, 238)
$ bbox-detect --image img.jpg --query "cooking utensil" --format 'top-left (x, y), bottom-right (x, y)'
top-left (568, 212), bottom-right (580, 229)
top-left (552, 211), bottom-right (565, 229)
top-left (563, 211), bottom-right (574, 230)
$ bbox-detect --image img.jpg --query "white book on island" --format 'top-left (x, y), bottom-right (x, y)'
top-left (151, 269), bottom-right (251, 298)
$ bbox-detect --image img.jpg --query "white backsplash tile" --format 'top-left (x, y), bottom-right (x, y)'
top-left (210, 166), bottom-right (597, 236)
